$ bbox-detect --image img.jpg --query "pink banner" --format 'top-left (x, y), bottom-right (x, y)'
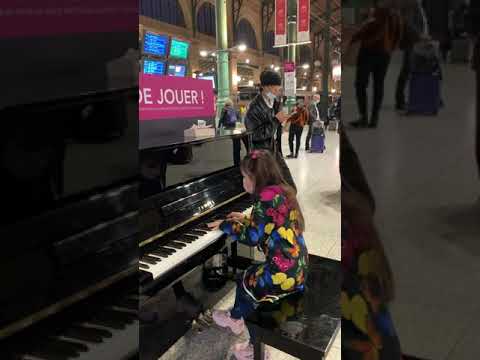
top-left (297, 0), bottom-right (310, 43)
top-left (140, 75), bottom-right (215, 121)
top-left (275, 0), bottom-right (287, 46)
top-left (284, 62), bottom-right (295, 73)
top-left (0, 1), bottom-right (137, 38)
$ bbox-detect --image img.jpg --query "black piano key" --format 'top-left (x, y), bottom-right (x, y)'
top-left (140, 256), bottom-right (158, 265)
top-left (89, 312), bottom-right (126, 330)
top-left (156, 245), bottom-right (175, 252)
top-left (31, 338), bottom-right (88, 358)
top-left (150, 250), bottom-right (170, 257)
top-left (189, 229), bottom-right (207, 235)
top-left (63, 325), bottom-right (112, 343)
top-left (175, 237), bottom-right (194, 244)
top-left (164, 241), bottom-right (186, 249)
top-left (139, 263), bottom-right (150, 269)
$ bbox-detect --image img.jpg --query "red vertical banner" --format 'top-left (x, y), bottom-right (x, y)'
top-left (297, 0), bottom-right (310, 43)
top-left (275, 0), bottom-right (287, 46)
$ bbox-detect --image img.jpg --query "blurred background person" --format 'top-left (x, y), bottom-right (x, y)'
top-left (286, 101), bottom-right (309, 159)
top-left (348, 4), bottom-right (403, 128)
top-left (306, 94), bottom-right (321, 151)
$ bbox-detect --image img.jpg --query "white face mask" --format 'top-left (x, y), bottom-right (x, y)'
top-left (265, 92), bottom-right (277, 102)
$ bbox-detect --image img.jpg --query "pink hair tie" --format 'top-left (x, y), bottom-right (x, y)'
top-left (250, 150), bottom-right (261, 159)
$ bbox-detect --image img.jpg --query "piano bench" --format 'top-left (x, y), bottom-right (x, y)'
top-left (245, 255), bottom-right (341, 360)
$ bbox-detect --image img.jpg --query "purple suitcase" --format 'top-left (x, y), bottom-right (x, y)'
top-left (310, 132), bottom-right (326, 153)
top-left (407, 72), bottom-right (441, 115)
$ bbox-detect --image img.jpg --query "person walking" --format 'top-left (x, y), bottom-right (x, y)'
top-left (306, 94), bottom-right (321, 151)
top-left (244, 70), bottom-right (296, 191)
top-left (218, 98), bottom-right (239, 129)
top-left (394, 0), bottom-right (429, 113)
top-left (349, 5), bottom-right (403, 128)
top-left (286, 101), bottom-right (309, 159)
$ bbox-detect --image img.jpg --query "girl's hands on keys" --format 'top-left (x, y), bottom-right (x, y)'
top-left (207, 220), bottom-right (223, 230)
top-left (227, 212), bottom-right (245, 222)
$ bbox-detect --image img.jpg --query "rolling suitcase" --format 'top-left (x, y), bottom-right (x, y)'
top-left (407, 72), bottom-right (441, 115)
top-left (310, 121), bottom-right (326, 153)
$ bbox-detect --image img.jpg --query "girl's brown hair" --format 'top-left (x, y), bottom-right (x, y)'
top-left (240, 150), bottom-right (305, 232)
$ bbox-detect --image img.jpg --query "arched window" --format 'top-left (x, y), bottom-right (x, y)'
top-left (264, 31), bottom-right (279, 55)
top-left (197, 3), bottom-right (216, 36)
top-left (236, 19), bottom-right (257, 50)
top-left (140, 0), bottom-right (186, 28)
top-left (299, 46), bottom-right (312, 64)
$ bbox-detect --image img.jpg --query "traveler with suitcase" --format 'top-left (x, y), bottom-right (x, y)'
top-left (394, 0), bottom-right (429, 113)
top-left (348, 5), bottom-right (403, 128)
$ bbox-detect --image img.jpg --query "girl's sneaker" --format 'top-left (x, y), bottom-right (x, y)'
top-left (229, 341), bottom-right (271, 360)
top-left (212, 310), bottom-right (245, 335)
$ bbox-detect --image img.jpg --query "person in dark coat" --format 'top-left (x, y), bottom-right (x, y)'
top-left (244, 70), bottom-right (296, 191)
top-left (306, 94), bottom-right (321, 151)
top-left (393, 0), bottom-right (429, 112)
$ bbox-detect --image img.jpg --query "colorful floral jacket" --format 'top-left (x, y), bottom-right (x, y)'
top-left (341, 218), bottom-right (402, 360)
top-left (220, 185), bottom-right (309, 303)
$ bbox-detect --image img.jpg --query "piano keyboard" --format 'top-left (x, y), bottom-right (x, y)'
top-left (139, 198), bottom-right (253, 283)
top-left (10, 297), bottom-right (138, 360)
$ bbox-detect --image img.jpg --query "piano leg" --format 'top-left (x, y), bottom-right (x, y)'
top-left (173, 281), bottom-right (204, 319)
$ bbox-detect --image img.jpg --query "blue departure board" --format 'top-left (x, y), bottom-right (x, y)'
top-left (167, 64), bottom-right (186, 77)
top-left (143, 59), bottom-right (166, 75)
top-left (143, 32), bottom-right (168, 57)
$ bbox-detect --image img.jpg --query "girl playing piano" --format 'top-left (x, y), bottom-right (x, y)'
top-left (207, 149), bottom-right (309, 360)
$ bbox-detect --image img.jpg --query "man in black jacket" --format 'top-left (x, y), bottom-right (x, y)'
top-left (244, 70), bottom-right (296, 191)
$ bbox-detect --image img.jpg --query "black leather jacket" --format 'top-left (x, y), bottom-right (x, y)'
top-left (244, 94), bottom-right (281, 150)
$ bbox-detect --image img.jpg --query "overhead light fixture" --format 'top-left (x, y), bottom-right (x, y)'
top-left (211, 52), bottom-right (216, 57)
top-left (270, 64), bottom-right (275, 69)
top-left (246, 58), bottom-right (250, 64)
top-left (332, 89), bottom-right (337, 93)
top-left (316, 74), bottom-right (320, 78)
top-left (304, 72), bottom-right (307, 76)
top-left (237, 44), bottom-right (247, 52)
top-left (302, 64), bottom-right (310, 69)
top-left (200, 50), bottom-right (208, 57)
top-left (274, 66), bottom-right (280, 71)
top-left (313, 86), bottom-right (318, 92)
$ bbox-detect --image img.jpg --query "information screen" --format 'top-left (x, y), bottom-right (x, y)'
top-left (143, 59), bottom-right (166, 75)
top-left (169, 39), bottom-right (189, 59)
top-left (143, 32), bottom-right (168, 57)
top-left (198, 75), bottom-right (215, 89)
top-left (167, 64), bottom-right (186, 77)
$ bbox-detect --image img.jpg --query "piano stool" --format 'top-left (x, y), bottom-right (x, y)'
top-left (245, 255), bottom-right (341, 360)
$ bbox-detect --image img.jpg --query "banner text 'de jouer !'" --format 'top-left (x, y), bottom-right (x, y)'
top-left (139, 74), bottom-right (215, 121)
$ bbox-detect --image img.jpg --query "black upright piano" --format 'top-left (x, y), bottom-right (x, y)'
top-left (138, 131), bottom-right (254, 359)
top-left (0, 88), bottom-right (140, 359)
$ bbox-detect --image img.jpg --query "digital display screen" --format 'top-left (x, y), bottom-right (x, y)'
top-left (143, 32), bottom-right (169, 57)
top-left (167, 64), bottom-right (186, 77)
top-left (143, 59), bottom-right (166, 75)
top-left (198, 75), bottom-right (215, 89)
top-left (169, 39), bottom-right (189, 59)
